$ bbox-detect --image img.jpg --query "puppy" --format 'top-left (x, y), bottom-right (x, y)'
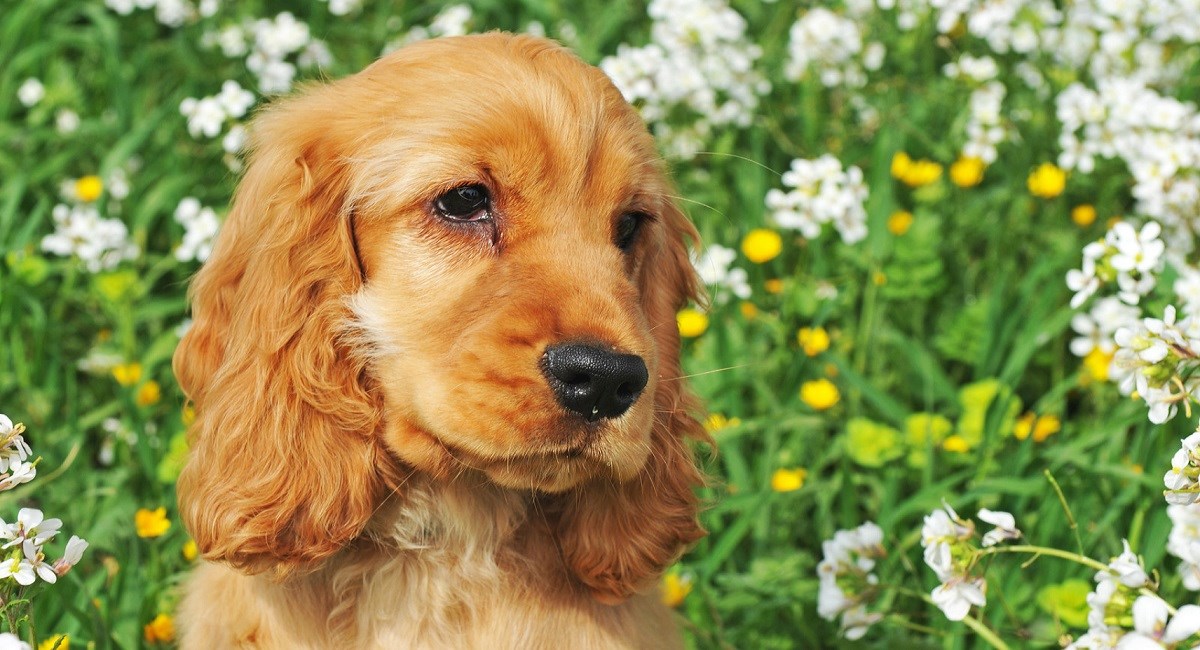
top-left (173, 32), bottom-right (707, 648)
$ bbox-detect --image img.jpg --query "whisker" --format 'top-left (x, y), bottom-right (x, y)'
top-left (689, 151), bottom-right (783, 177)
top-left (660, 363), bottom-right (755, 381)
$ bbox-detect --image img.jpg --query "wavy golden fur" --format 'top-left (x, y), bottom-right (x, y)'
top-left (173, 32), bottom-right (708, 648)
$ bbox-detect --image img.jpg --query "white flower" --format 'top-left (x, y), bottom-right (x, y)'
top-left (921, 502), bottom-right (973, 581)
top-left (692, 245), bottom-right (750, 302)
top-left (767, 155), bottom-right (869, 244)
top-left (977, 508), bottom-right (1021, 547)
top-left (0, 557), bottom-right (35, 586)
top-left (840, 605), bottom-right (883, 640)
top-left (180, 96), bottom-right (226, 138)
top-left (1118, 595), bottom-right (1200, 648)
top-left (17, 78), bottom-right (44, 108)
top-left (40, 203), bottom-right (139, 272)
top-left (216, 80), bottom-right (255, 119)
top-left (0, 461), bottom-right (36, 491)
top-left (931, 577), bottom-right (987, 621)
top-left (55, 109), bottom-right (80, 134)
top-left (53, 535), bottom-right (88, 577)
top-left (22, 539), bottom-right (56, 584)
top-left (816, 521), bottom-right (885, 639)
top-left (0, 633), bottom-right (31, 650)
top-left (1106, 540), bottom-right (1150, 589)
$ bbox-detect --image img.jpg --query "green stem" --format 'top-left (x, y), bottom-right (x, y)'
top-left (891, 585), bottom-right (1010, 650)
top-left (1044, 469), bottom-right (1085, 555)
top-left (977, 544), bottom-right (1110, 573)
top-left (960, 614), bottom-right (1011, 650)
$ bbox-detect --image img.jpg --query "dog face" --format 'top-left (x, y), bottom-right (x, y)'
top-left (345, 41), bottom-right (680, 491)
top-left (174, 33), bottom-right (705, 602)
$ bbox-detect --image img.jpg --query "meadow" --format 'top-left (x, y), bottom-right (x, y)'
top-left (2, 0), bottom-right (1200, 647)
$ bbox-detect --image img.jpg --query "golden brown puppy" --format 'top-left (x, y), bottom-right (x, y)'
top-left (173, 32), bottom-right (707, 648)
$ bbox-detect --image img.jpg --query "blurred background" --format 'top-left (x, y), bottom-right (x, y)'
top-left (3, 0), bottom-right (1200, 647)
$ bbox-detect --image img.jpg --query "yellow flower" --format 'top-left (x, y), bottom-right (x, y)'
top-left (1027, 163), bottom-right (1067, 198)
top-left (136, 380), bottom-right (161, 407)
top-left (136, 507), bottom-right (171, 538)
top-left (143, 614), bottom-right (176, 644)
top-left (39, 635), bottom-right (69, 650)
top-left (771, 467), bottom-right (807, 492)
top-left (764, 279), bottom-right (783, 294)
top-left (74, 175), bottom-right (103, 203)
top-left (887, 210), bottom-right (914, 236)
top-left (741, 229), bottom-right (782, 264)
top-left (872, 271), bottom-right (887, 286)
top-left (892, 152), bottom-right (942, 187)
top-left (800, 379), bottom-right (840, 411)
top-left (797, 326), bottom-right (831, 356)
top-left (112, 362), bottom-right (142, 387)
top-left (1013, 412), bottom-right (1035, 441)
top-left (704, 413), bottom-right (741, 433)
top-left (739, 301), bottom-right (758, 320)
top-left (943, 435), bottom-right (969, 453)
top-left (1033, 414), bottom-right (1061, 442)
top-left (1082, 348), bottom-right (1113, 383)
top-left (181, 403), bottom-right (197, 426)
top-left (949, 156), bottom-right (986, 187)
top-left (182, 539), bottom-right (198, 562)
top-left (660, 573), bottom-right (693, 608)
top-left (1072, 204), bottom-right (1097, 227)
top-left (676, 308), bottom-right (708, 338)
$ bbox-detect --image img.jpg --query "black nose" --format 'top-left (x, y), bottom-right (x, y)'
top-left (541, 344), bottom-right (649, 422)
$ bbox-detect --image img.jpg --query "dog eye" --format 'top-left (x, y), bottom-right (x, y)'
top-left (615, 212), bottom-right (648, 251)
top-left (435, 185), bottom-right (490, 222)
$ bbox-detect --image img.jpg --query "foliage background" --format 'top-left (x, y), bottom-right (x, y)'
top-left (1, 0), bottom-right (1197, 647)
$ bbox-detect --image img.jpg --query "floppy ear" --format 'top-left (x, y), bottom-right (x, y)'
top-left (554, 201), bottom-right (710, 604)
top-left (173, 92), bottom-right (395, 576)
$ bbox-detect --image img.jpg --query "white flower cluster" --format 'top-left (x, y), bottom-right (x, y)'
top-left (0, 415), bottom-right (88, 588)
top-left (1066, 542), bottom-right (1200, 649)
top-left (0, 416), bottom-right (35, 492)
top-left (1165, 431), bottom-right (1200, 507)
top-left (41, 203), bottom-right (139, 273)
top-left (920, 502), bottom-right (1021, 621)
top-left (198, 12), bottom-right (328, 95)
top-left (1058, 80), bottom-right (1200, 256)
top-left (391, 4), bottom-right (474, 48)
top-left (692, 245), bottom-right (749, 304)
top-left (1111, 305), bottom-right (1200, 424)
top-left (765, 155), bottom-right (868, 245)
top-left (0, 633), bottom-right (30, 650)
top-left (600, 0), bottom-right (768, 159)
top-left (816, 522), bottom-right (885, 640)
top-left (104, 0), bottom-right (219, 28)
top-left (1069, 297), bottom-right (1140, 360)
top-left (1046, 0), bottom-right (1200, 86)
top-left (961, 82), bottom-right (1007, 164)
top-left (176, 79), bottom-right (252, 155)
top-left (1067, 221), bottom-right (1166, 309)
top-left (785, 9), bottom-right (883, 90)
top-left (1167, 501), bottom-right (1200, 591)
top-left (174, 197), bottom-right (221, 263)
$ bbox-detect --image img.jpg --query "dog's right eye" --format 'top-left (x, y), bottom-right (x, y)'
top-left (435, 185), bottom-right (491, 222)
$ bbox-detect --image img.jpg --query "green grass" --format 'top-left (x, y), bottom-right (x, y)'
top-left (2, 0), bottom-right (1198, 648)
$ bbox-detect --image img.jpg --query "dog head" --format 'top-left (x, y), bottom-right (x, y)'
top-left (174, 33), bottom-right (706, 603)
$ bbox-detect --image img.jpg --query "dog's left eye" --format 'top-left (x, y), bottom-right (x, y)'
top-left (435, 185), bottom-right (491, 222)
top-left (615, 212), bottom-right (648, 251)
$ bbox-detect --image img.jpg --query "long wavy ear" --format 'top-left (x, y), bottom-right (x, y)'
top-left (554, 200), bottom-right (710, 604)
top-left (173, 90), bottom-right (393, 576)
